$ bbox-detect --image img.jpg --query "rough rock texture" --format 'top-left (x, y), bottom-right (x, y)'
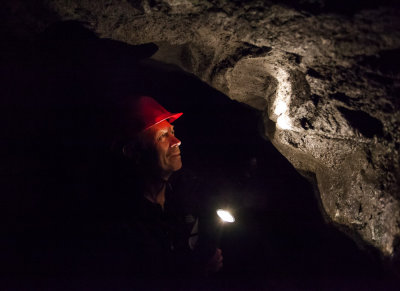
top-left (6, 0), bottom-right (400, 261)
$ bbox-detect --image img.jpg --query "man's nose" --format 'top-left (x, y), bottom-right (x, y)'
top-left (170, 135), bottom-right (181, 147)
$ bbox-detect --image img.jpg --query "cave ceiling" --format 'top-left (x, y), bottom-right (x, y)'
top-left (5, 0), bottom-right (400, 261)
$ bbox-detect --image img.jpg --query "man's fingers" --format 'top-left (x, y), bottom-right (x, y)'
top-left (205, 248), bottom-right (224, 274)
top-left (214, 249), bottom-right (223, 260)
top-left (216, 253), bottom-right (223, 263)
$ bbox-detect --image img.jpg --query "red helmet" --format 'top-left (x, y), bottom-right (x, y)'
top-left (114, 96), bottom-right (183, 145)
top-left (132, 96), bottom-right (182, 132)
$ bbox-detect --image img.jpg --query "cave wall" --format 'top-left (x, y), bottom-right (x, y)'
top-left (5, 0), bottom-right (400, 261)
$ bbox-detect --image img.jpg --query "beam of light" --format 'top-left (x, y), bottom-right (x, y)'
top-left (272, 67), bottom-right (292, 130)
top-left (274, 100), bottom-right (288, 116)
top-left (217, 209), bottom-right (235, 223)
top-left (277, 115), bottom-right (292, 130)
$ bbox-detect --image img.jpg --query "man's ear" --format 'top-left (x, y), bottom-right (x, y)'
top-left (122, 143), bottom-right (142, 165)
top-left (122, 144), bottom-right (130, 158)
top-left (122, 144), bottom-right (134, 158)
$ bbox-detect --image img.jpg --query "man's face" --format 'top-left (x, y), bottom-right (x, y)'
top-left (141, 120), bottom-right (182, 178)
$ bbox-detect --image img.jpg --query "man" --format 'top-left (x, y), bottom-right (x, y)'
top-left (105, 96), bottom-right (223, 287)
top-left (119, 96), bottom-right (184, 209)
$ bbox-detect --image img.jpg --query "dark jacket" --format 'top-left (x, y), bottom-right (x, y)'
top-left (87, 170), bottom-right (218, 289)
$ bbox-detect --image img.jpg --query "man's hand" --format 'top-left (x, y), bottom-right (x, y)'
top-left (205, 248), bottom-right (223, 274)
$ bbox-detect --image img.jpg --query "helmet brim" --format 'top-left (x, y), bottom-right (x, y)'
top-left (143, 112), bottom-right (183, 131)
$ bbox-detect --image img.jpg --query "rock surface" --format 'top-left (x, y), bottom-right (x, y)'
top-left (6, 0), bottom-right (400, 261)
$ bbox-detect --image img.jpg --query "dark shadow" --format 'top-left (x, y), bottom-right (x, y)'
top-left (275, 0), bottom-right (399, 16)
top-left (337, 106), bottom-right (384, 138)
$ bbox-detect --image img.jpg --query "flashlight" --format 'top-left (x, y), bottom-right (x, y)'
top-left (217, 209), bottom-right (235, 223)
top-left (216, 209), bottom-right (235, 247)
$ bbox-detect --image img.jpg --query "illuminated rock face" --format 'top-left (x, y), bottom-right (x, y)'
top-left (12, 0), bottom-right (400, 260)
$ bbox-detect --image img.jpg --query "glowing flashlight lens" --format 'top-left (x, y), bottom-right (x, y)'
top-left (217, 209), bottom-right (235, 223)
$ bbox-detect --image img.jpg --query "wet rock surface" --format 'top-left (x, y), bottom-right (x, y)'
top-left (4, 0), bottom-right (400, 274)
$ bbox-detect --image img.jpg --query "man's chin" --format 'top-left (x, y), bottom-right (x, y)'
top-left (162, 154), bottom-right (182, 172)
top-left (173, 162), bottom-right (182, 171)
top-left (172, 160), bottom-right (182, 172)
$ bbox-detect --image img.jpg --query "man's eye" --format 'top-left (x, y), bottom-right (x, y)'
top-left (158, 132), bottom-right (168, 140)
